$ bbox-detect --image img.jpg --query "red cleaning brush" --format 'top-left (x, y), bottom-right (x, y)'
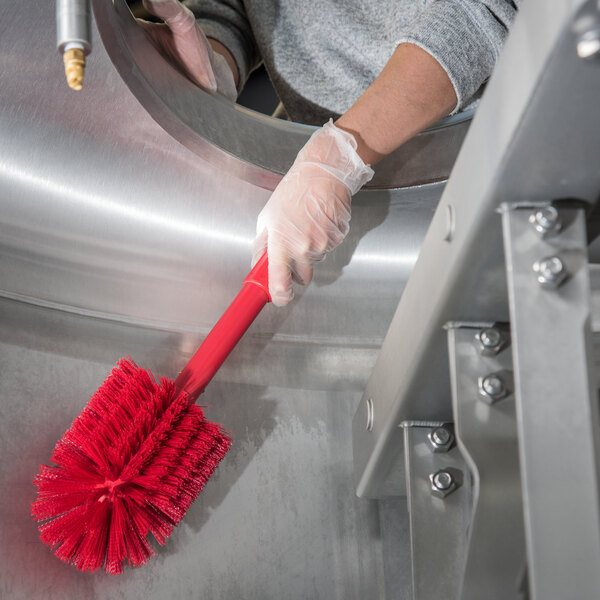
top-left (32, 254), bottom-right (270, 574)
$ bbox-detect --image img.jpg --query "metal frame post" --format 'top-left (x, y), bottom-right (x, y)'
top-left (502, 205), bottom-right (600, 599)
top-left (403, 424), bottom-right (471, 599)
top-left (447, 324), bottom-right (525, 599)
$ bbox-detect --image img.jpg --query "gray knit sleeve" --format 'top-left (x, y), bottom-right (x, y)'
top-left (182, 0), bottom-right (261, 91)
top-left (397, 0), bottom-right (520, 113)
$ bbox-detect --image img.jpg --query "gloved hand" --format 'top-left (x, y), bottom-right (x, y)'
top-left (138, 0), bottom-right (237, 100)
top-left (253, 120), bottom-right (374, 306)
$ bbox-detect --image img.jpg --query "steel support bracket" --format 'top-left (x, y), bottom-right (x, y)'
top-left (403, 423), bottom-right (471, 600)
top-left (502, 204), bottom-right (600, 599)
top-left (447, 323), bottom-right (525, 599)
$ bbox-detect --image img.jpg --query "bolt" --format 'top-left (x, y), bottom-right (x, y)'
top-left (431, 428), bottom-right (451, 446)
top-left (433, 471), bottom-right (453, 490)
top-left (533, 256), bottom-right (568, 288)
top-left (478, 374), bottom-right (507, 404)
top-left (429, 470), bottom-right (459, 498)
top-left (475, 327), bottom-right (504, 355)
top-left (528, 207), bottom-right (561, 237)
top-left (428, 427), bottom-right (454, 452)
top-left (481, 375), bottom-right (504, 396)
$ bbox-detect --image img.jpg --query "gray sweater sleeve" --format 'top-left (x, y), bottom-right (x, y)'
top-left (397, 0), bottom-right (520, 113)
top-left (183, 0), bottom-right (261, 91)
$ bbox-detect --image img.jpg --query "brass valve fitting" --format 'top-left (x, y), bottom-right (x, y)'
top-left (63, 47), bottom-right (86, 91)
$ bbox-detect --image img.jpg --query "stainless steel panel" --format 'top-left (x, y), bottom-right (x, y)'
top-left (0, 0), bottom-right (443, 387)
top-left (95, 0), bottom-right (471, 190)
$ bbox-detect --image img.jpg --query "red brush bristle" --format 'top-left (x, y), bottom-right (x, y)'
top-left (31, 358), bottom-right (231, 574)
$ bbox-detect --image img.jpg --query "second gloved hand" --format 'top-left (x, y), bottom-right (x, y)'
top-left (253, 120), bottom-right (374, 306)
top-left (139, 0), bottom-right (237, 100)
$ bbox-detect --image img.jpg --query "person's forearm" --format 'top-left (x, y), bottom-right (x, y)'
top-left (207, 38), bottom-right (240, 87)
top-left (335, 43), bottom-right (457, 166)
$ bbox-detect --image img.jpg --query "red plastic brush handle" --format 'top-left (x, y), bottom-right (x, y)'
top-left (174, 253), bottom-right (270, 402)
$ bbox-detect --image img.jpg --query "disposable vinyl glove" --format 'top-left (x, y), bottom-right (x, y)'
top-left (139, 0), bottom-right (237, 100)
top-left (253, 120), bottom-right (374, 306)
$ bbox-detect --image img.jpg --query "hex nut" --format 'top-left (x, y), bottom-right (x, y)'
top-left (475, 327), bottom-right (505, 356)
top-left (533, 256), bottom-right (568, 289)
top-left (478, 373), bottom-right (508, 404)
top-left (430, 470), bottom-right (458, 499)
top-left (427, 427), bottom-right (454, 453)
top-left (528, 207), bottom-right (562, 238)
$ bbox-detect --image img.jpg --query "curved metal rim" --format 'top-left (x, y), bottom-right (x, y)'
top-left (94, 0), bottom-right (472, 190)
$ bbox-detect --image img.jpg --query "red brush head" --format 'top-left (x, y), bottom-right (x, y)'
top-left (31, 359), bottom-right (231, 574)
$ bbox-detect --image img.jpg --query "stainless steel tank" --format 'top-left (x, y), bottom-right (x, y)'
top-left (0, 2), bottom-right (469, 598)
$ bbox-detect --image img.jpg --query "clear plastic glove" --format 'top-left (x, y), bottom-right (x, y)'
top-left (253, 120), bottom-right (374, 306)
top-left (138, 0), bottom-right (237, 100)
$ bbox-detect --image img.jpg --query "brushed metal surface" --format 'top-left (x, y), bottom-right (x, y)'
top-left (0, 0), bottom-right (444, 387)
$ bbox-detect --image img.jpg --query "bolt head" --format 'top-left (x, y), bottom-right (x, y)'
top-left (433, 471), bottom-right (453, 490)
top-left (478, 374), bottom-right (507, 404)
top-left (480, 328), bottom-right (501, 348)
top-left (533, 256), bottom-right (568, 288)
top-left (430, 470), bottom-right (458, 498)
top-left (482, 376), bottom-right (503, 396)
top-left (428, 427), bottom-right (454, 452)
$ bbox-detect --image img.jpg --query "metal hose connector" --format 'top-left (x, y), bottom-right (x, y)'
top-left (56, 0), bottom-right (91, 90)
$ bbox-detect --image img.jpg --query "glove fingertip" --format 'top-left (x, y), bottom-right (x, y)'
top-left (267, 262), bottom-right (294, 307)
top-left (271, 287), bottom-right (294, 307)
